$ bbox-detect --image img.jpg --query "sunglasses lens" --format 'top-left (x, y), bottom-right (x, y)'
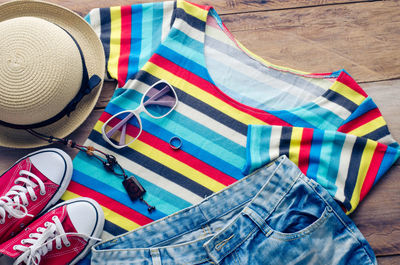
top-left (143, 81), bottom-right (177, 118)
top-left (104, 112), bottom-right (140, 147)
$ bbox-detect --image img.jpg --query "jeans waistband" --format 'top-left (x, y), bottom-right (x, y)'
top-left (91, 155), bottom-right (305, 264)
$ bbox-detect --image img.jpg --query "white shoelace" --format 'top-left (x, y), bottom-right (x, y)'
top-left (13, 216), bottom-right (101, 265)
top-left (0, 170), bottom-right (45, 224)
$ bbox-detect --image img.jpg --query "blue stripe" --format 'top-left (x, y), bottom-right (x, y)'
top-left (105, 102), bottom-right (245, 179)
top-left (374, 146), bottom-right (400, 185)
top-left (306, 129), bottom-right (324, 181)
top-left (72, 165), bottom-right (168, 220)
top-left (325, 132), bottom-right (346, 195)
top-left (84, 13), bottom-right (90, 23)
top-left (73, 152), bottom-right (191, 214)
top-left (110, 88), bottom-right (246, 156)
top-left (127, 4), bottom-right (142, 81)
top-left (269, 110), bottom-right (316, 128)
top-left (162, 29), bottom-right (207, 68)
top-left (341, 97), bottom-right (376, 124)
top-left (135, 71), bottom-right (248, 135)
top-left (291, 106), bottom-right (338, 130)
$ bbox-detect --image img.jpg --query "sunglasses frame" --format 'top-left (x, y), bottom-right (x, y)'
top-left (101, 80), bottom-right (178, 149)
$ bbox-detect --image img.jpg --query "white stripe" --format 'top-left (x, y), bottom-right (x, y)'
top-left (206, 46), bottom-right (318, 102)
top-left (161, 1), bottom-right (174, 42)
top-left (314, 96), bottom-right (351, 120)
top-left (175, 18), bottom-right (204, 43)
top-left (377, 134), bottom-right (397, 146)
top-left (269, 126), bottom-right (282, 161)
top-left (124, 79), bottom-right (247, 147)
top-left (206, 24), bottom-right (237, 47)
top-left (89, 9), bottom-right (101, 37)
top-left (84, 139), bottom-right (204, 205)
top-left (334, 134), bottom-right (357, 202)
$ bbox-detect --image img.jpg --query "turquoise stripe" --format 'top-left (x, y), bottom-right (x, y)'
top-left (84, 13), bottom-right (90, 23)
top-left (259, 126), bottom-right (272, 166)
top-left (107, 92), bottom-right (247, 167)
top-left (139, 3), bottom-right (154, 69)
top-left (73, 152), bottom-right (190, 215)
top-left (306, 129), bottom-right (324, 181)
top-left (152, 2), bottom-right (164, 52)
top-left (316, 131), bottom-right (335, 188)
top-left (163, 28), bottom-right (205, 66)
top-left (325, 131), bottom-right (346, 194)
top-left (291, 107), bottom-right (338, 130)
top-left (127, 4), bottom-right (142, 81)
top-left (307, 103), bottom-right (344, 127)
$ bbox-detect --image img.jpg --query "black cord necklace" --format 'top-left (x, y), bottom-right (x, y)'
top-left (27, 129), bottom-right (156, 213)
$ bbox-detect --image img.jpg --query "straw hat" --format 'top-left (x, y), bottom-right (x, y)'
top-left (0, 0), bottom-right (105, 148)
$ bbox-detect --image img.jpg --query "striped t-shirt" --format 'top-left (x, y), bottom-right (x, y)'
top-left (64, 0), bottom-right (400, 238)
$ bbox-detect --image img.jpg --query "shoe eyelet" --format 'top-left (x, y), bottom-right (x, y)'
top-left (21, 239), bottom-right (25, 244)
top-left (52, 216), bottom-right (57, 221)
top-left (44, 222), bottom-right (50, 227)
top-left (37, 228), bottom-right (41, 232)
top-left (7, 214), bottom-right (11, 219)
top-left (40, 190), bottom-right (46, 196)
top-left (31, 196), bottom-right (37, 201)
top-left (65, 242), bottom-right (71, 247)
top-left (0, 220), bottom-right (4, 224)
top-left (29, 234), bottom-right (33, 238)
top-left (13, 246), bottom-right (17, 250)
top-left (56, 245), bottom-right (62, 250)
top-left (23, 203), bottom-right (29, 207)
top-left (10, 232), bottom-right (15, 237)
top-left (20, 223), bottom-right (24, 228)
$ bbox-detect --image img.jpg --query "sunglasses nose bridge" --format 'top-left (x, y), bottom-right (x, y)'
top-left (136, 104), bottom-right (146, 114)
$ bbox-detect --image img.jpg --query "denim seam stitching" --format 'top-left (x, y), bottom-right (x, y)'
top-left (269, 206), bottom-right (330, 241)
top-left (304, 178), bottom-right (376, 264)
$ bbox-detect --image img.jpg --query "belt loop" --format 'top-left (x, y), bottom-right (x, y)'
top-left (242, 207), bottom-right (272, 237)
top-left (150, 248), bottom-right (162, 265)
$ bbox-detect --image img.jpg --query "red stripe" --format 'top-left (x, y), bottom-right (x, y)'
top-left (337, 71), bottom-right (368, 98)
top-left (338, 108), bottom-right (382, 133)
top-left (100, 112), bottom-right (237, 186)
top-left (67, 181), bottom-right (153, 226)
top-left (359, 142), bottom-right (387, 202)
top-left (117, 6), bottom-right (132, 87)
top-left (186, 1), bottom-right (211, 10)
top-left (298, 128), bottom-right (313, 174)
top-left (149, 54), bottom-right (292, 126)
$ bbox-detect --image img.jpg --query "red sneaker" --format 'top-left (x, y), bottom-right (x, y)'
top-left (0, 198), bottom-right (104, 265)
top-left (0, 149), bottom-right (73, 244)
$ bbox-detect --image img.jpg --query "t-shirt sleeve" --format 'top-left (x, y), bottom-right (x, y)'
top-left (244, 124), bottom-right (400, 214)
top-left (85, 2), bottom-right (175, 87)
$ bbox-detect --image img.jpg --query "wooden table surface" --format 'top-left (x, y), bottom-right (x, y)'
top-left (0, 0), bottom-right (399, 263)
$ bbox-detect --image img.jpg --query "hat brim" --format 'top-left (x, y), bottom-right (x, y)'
top-left (0, 0), bottom-right (105, 148)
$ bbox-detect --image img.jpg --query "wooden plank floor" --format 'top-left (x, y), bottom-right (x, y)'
top-left (0, 0), bottom-right (399, 263)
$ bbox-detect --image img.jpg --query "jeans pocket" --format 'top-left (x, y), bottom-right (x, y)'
top-left (264, 177), bottom-right (332, 241)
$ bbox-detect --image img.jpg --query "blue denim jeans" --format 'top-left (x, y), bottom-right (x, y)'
top-left (91, 156), bottom-right (376, 265)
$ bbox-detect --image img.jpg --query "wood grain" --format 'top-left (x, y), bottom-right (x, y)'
top-left (0, 0), bottom-right (399, 261)
top-left (222, 0), bottom-right (400, 83)
top-left (0, 0), bottom-right (367, 17)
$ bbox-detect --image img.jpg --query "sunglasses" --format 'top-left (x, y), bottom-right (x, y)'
top-left (101, 80), bottom-right (178, 149)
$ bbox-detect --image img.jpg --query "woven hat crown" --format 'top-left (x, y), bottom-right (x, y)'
top-left (0, 16), bottom-right (83, 125)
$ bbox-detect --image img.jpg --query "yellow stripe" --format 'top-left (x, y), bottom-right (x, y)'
top-left (289, 127), bottom-right (303, 166)
top-left (62, 191), bottom-right (141, 231)
top-left (330, 82), bottom-right (366, 105)
top-left (95, 122), bottom-right (226, 192)
top-left (144, 62), bottom-right (268, 125)
top-left (348, 116), bottom-right (387, 137)
top-left (108, 6), bottom-right (122, 80)
top-left (178, 0), bottom-right (208, 22)
top-left (348, 140), bottom-right (377, 214)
